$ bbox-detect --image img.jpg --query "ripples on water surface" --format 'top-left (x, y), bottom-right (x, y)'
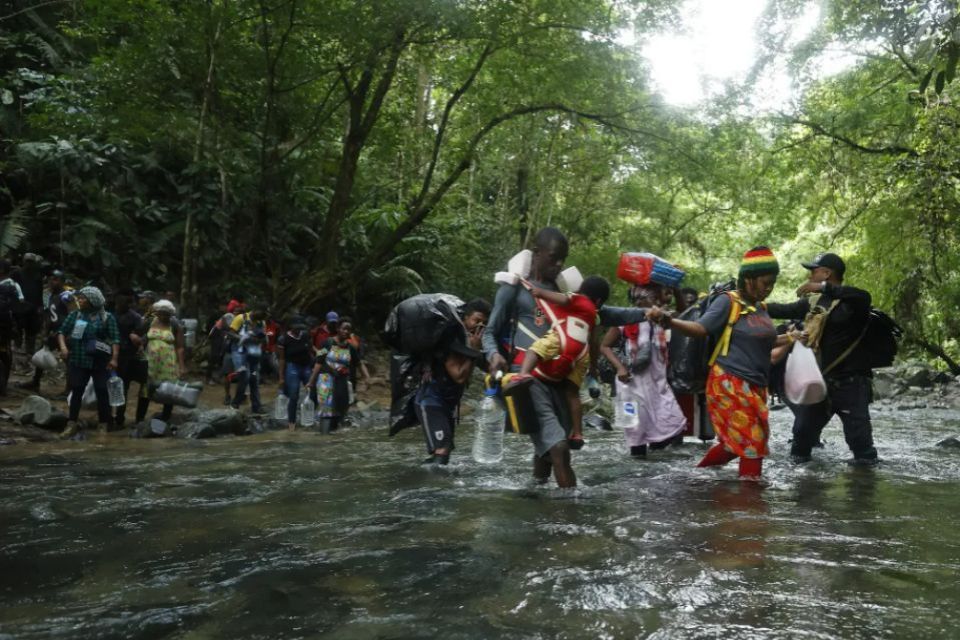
top-left (2, 405), bottom-right (960, 639)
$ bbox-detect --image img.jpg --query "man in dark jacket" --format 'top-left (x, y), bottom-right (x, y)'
top-left (765, 253), bottom-right (877, 466)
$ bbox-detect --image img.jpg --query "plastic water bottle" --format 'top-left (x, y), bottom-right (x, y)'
top-left (274, 392), bottom-right (288, 421)
top-left (472, 385), bottom-right (505, 464)
top-left (107, 372), bottom-right (125, 407)
top-left (299, 395), bottom-right (315, 427)
top-left (614, 397), bottom-right (640, 429)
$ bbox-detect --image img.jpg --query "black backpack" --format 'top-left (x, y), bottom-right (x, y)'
top-left (863, 309), bottom-right (903, 369)
top-left (667, 279), bottom-right (735, 394)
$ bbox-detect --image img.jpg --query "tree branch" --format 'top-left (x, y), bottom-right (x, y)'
top-left (411, 42), bottom-right (494, 212)
top-left (786, 116), bottom-right (920, 157)
top-left (0, 0), bottom-right (72, 22)
top-left (346, 103), bottom-right (674, 283)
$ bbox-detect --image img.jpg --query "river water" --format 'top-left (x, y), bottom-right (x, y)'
top-left (2, 403), bottom-right (959, 639)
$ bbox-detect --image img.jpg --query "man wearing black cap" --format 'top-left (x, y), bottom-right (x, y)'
top-left (766, 252), bottom-right (878, 465)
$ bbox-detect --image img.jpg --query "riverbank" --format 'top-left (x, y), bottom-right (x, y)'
top-left (0, 348), bottom-right (395, 446)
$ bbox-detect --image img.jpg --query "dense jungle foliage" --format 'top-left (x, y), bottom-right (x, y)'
top-left (1, 0), bottom-right (958, 372)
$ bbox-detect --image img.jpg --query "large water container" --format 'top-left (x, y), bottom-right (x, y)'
top-left (472, 386), bottom-right (505, 464)
top-left (182, 318), bottom-right (198, 349)
top-left (274, 392), bottom-right (288, 421)
top-left (299, 396), bottom-right (315, 427)
top-left (107, 372), bottom-right (126, 407)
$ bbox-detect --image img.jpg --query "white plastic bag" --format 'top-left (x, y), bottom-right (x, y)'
top-left (784, 342), bottom-right (827, 405)
top-left (31, 347), bottom-right (58, 371)
top-left (66, 379), bottom-right (97, 409)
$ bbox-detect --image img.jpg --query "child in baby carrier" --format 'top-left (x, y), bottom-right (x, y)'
top-left (503, 275), bottom-right (610, 450)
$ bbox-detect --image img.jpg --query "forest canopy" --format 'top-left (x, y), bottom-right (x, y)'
top-left (1, 0), bottom-right (958, 372)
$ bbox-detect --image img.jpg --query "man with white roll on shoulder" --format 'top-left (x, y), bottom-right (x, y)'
top-left (482, 227), bottom-right (649, 488)
top-left (764, 253), bottom-right (876, 466)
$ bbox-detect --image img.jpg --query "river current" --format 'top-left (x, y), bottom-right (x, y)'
top-left (2, 403), bottom-right (959, 639)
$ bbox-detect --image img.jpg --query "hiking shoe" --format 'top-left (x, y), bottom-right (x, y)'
top-left (59, 421), bottom-right (79, 440)
top-left (568, 434), bottom-right (585, 450)
top-left (630, 445), bottom-right (647, 458)
top-left (790, 454), bottom-right (813, 464)
top-left (502, 374), bottom-right (534, 397)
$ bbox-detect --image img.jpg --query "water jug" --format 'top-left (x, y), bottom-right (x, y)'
top-left (472, 384), bottom-right (505, 464)
top-left (274, 392), bottom-right (288, 421)
top-left (299, 395), bottom-right (316, 427)
top-left (613, 380), bottom-right (640, 429)
top-left (107, 372), bottom-right (125, 407)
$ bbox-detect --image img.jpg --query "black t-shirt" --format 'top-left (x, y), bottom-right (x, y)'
top-left (115, 309), bottom-right (144, 355)
top-left (278, 331), bottom-right (313, 367)
top-left (13, 270), bottom-right (43, 307)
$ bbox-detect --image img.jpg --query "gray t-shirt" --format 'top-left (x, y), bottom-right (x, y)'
top-left (698, 293), bottom-right (777, 388)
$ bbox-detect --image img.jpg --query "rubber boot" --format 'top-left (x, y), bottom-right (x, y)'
top-left (738, 456), bottom-right (763, 479)
top-left (697, 443), bottom-right (737, 467)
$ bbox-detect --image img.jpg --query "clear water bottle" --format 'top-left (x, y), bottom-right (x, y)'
top-left (472, 384), bottom-right (505, 464)
top-left (614, 397), bottom-right (640, 429)
top-left (299, 395), bottom-right (316, 427)
top-left (107, 372), bottom-right (125, 407)
top-left (274, 392), bottom-right (288, 421)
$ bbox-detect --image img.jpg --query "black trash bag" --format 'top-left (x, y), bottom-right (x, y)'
top-left (668, 280), bottom-right (735, 395)
top-left (667, 305), bottom-right (707, 394)
top-left (389, 353), bottom-right (421, 436)
top-left (383, 293), bottom-right (465, 357)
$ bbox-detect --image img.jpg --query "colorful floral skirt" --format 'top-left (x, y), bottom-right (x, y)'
top-left (705, 364), bottom-right (769, 459)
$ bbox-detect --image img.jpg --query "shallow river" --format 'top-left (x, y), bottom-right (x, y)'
top-left (2, 403), bottom-right (960, 639)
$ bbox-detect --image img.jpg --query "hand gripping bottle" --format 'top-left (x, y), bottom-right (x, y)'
top-left (472, 374), bottom-right (506, 464)
top-left (298, 395), bottom-right (316, 427)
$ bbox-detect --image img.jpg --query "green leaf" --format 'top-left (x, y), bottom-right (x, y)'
top-left (935, 70), bottom-right (946, 94)
top-left (947, 44), bottom-right (960, 83)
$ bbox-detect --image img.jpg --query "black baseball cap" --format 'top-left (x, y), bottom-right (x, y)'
top-left (801, 252), bottom-right (845, 276)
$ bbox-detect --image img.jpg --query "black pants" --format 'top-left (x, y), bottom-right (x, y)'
top-left (115, 354), bottom-right (148, 423)
top-left (0, 325), bottom-right (11, 394)
top-left (790, 374), bottom-right (876, 459)
top-left (415, 403), bottom-right (456, 454)
top-left (67, 364), bottom-right (112, 424)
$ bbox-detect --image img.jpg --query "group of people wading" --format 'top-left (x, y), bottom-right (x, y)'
top-left (406, 226), bottom-right (879, 486)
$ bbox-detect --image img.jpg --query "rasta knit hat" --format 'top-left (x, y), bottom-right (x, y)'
top-left (738, 246), bottom-right (780, 278)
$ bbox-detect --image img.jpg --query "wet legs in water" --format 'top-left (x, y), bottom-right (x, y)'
top-left (533, 441), bottom-right (576, 488)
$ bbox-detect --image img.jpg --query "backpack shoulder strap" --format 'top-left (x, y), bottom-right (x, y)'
top-left (821, 313), bottom-right (871, 375)
top-left (708, 292), bottom-right (742, 366)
